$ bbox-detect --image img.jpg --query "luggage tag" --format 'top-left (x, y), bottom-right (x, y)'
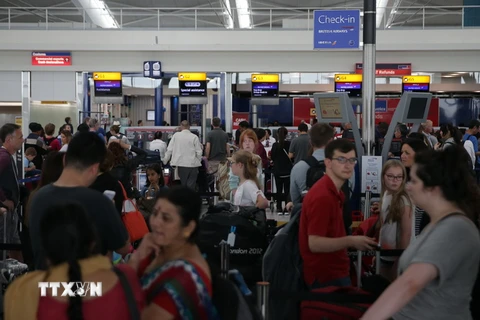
top-left (227, 226), bottom-right (236, 247)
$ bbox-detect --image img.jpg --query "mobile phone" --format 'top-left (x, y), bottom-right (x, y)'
top-left (103, 190), bottom-right (116, 201)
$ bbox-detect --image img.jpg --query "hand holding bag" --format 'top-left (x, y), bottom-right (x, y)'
top-left (119, 181), bottom-right (149, 242)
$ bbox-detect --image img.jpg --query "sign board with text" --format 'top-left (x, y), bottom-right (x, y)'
top-left (334, 74), bottom-right (362, 98)
top-left (402, 75), bottom-right (430, 93)
top-left (355, 63), bottom-right (412, 76)
top-left (251, 74), bottom-right (279, 98)
top-left (93, 72), bottom-right (122, 97)
top-left (313, 10), bottom-right (360, 49)
top-left (178, 73), bottom-right (207, 97)
top-left (32, 52), bottom-right (72, 66)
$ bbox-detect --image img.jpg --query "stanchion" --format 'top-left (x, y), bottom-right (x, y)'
top-left (356, 250), bottom-right (363, 288)
top-left (256, 281), bottom-right (270, 320)
top-left (220, 242), bottom-right (230, 280)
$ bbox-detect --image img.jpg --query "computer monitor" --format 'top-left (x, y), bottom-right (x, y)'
top-left (403, 95), bottom-right (431, 123)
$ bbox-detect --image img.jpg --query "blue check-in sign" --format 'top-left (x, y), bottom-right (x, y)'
top-left (313, 10), bottom-right (360, 49)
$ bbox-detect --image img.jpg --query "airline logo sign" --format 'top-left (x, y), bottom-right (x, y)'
top-left (403, 75), bottom-right (430, 83)
top-left (313, 10), bottom-right (360, 49)
top-left (32, 52), bottom-right (72, 66)
top-left (334, 74), bottom-right (363, 83)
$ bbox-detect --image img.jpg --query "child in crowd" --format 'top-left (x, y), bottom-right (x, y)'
top-left (378, 159), bottom-right (414, 281)
top-left (24, 147), bottom-right (41, 177)
top-left (229, 150), bottom-right (269, 209)
top-left (142, 163), bottom-right (166, 199)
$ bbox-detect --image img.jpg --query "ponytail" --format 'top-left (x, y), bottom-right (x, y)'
top-left (67, 259), bottom-right (84, 320)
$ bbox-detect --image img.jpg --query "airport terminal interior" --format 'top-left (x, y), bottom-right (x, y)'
top-left (0, 0), bottom-right (479, 319)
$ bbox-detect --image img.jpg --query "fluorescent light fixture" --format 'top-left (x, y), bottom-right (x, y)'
top-left (221, 0), bottom-right (234, 29)
top-left (437, 91), bottom-right (445, 93)
top-left (376, 0), bottom-right (389, 28)
top-left (235, 0), bottom-right (252, 29)
top-left (75, 0), bottom-right (119, 29)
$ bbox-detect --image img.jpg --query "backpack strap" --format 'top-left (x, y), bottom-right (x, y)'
top-left (113, 267), bottom-right (141, 320)
top-left (303, 156), bottom-right (323, 168)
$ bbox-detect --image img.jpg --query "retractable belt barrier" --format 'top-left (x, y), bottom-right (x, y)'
top-left (17, 176), bottom-right (41, 184)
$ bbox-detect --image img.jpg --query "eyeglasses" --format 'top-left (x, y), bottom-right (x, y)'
top-left (385, 174), bottom-right (404, 181)
top-left (332, 157), bottom-right (358, 165)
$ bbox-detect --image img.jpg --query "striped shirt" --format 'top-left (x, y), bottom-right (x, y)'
top-left (414, 206), bottom-right (426, 236)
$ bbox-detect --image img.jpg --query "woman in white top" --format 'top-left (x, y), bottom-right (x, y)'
top-left (148, 131), bottom-right (167, 160)
top-left (230, 150), bottom-right (269, 209)
top-left (59, 130), bottom-right (72, 152)
top-left (378, 159), bottom-right (413, 282)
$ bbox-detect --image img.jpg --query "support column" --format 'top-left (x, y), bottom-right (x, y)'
top-left (220, 72), bottom-right (233, 133)
top-left (154, 80), bottom-right (163, 126)
top-left (21, 71), bottom-right (30, 179)
top-left (251, 104), bottom-right (258, 128)
top-left (362, 0), bottom-right (376, 156)
top-left (76, 72), bottom-right (87, 129)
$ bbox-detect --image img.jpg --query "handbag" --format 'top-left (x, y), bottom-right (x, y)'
top-left (119, 181), bottom-right (149, 242)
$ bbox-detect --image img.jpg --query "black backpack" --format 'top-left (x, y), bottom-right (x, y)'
top-left (262, 213), bottom-right (304, 320)
top-left (304, 156), bottom-right (326, 190)
top-left (302, 156), bottom-right (353, 235)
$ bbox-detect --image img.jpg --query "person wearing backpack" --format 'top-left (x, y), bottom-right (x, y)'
top-left (299, 139), bottom-right (377, 289)
top-left (361, 146), bottom-right (480, 320)
top-left (289, 123), bottom-right (335, 209)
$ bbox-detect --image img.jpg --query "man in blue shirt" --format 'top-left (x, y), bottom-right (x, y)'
top-left (463, 120), bottom-right (480, 168)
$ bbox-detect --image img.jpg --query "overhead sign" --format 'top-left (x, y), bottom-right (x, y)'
top-left (313, 10), bottom-right (360, 49)
top-left (251, 74), bottom-right (279, 98)
top-left (335, 74), bottom-right (363, 82)
top-left (355, 63), bottom-right (412, 76)
top-left (402, 75), bottom-right (431, 93)
top-left (403, 75), bottom-right (431, 83)
top-left (143, 61), bottom-right (162, 79)
top-left (93, 72), bottom-right (123, 97)
top-left (31, 52), bottom-right (72, 66)
top-left (93, 72), bottom-right (122, 81)
top-left (178, 72), bottom-right (207, 97)
top-left (334, 74), bottom-right (362, 98)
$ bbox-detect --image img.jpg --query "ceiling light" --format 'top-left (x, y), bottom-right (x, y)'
top-left (437, 91), bottom-right (445, 93)
top-left (376, 0), bottom-right (389, 28)
top-left (442, 75), bottom-right (454, 78)
top-left (235, 0), bottom-right (252, 29)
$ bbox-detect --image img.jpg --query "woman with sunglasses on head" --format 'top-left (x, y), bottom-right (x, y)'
top-left (377, 160), bottom-right (413, 282)
top-left (361, 146), bottom-right (480, 320)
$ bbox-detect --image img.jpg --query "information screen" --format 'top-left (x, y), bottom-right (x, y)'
top-left (402, 83), bottom-right (430, 93)
top-left (406, 97), bottom-right (429, 120)
top-left (94, 80), bottom-right (122, 97)
top-left (252, 82), bottom-right (279, 98)
top-left (335, 82), bottom-right (362, 97)
top-left (179, 80), bottom-right (207, 97)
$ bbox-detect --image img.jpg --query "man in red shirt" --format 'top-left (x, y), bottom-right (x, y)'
top-left (299, 138), bottom-right (377, 288)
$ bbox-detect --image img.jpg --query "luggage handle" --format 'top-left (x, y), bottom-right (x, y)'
top-left (220, 241), bottom-right (230, 280)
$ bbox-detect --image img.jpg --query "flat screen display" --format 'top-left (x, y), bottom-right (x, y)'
top-left (252, 82), bottom-right (279, 98)
top-left (402, 83), bottom-right (430, 93)
top-left (335, 82), bottom-right (362, 97)
top-left (406, 97), bottom-right (429, 120)
top-left (94, 80), bottom-right (122, 97)
top-left (179, 80), bottom-right (207, 97)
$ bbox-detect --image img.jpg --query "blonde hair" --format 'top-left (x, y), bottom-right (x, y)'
top-left (233, 150), bottom-right (261, 189)
top-left (380, 159), bottom-right (411, 224)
